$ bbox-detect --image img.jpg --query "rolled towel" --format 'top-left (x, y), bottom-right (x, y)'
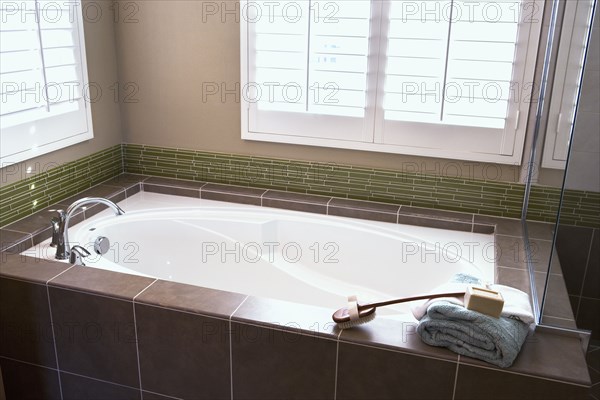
top-left (411, 274), bottom-right (535, 324)
top-left (417, 300), bottom-right (531, 368)
top-left (414, 273), bottom-right (534, 368)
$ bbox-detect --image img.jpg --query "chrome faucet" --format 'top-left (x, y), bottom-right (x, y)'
top-left (53, 197), bottom-right (125, 261)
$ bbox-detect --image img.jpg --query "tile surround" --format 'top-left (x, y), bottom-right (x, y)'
top-left (0, 173), bottom-right (593, 399)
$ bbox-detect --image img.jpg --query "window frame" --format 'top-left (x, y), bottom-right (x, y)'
top-left (0, 0), bottom-right (94, 165)
top-left (241, 0), bottom-right (544, 165)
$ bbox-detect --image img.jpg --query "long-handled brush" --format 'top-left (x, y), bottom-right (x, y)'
top-left (332, 286), bottom-right (504, 329)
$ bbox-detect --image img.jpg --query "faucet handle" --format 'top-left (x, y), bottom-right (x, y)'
top-left (69, 245), bottom-right (91, 266)
top-left (50, 210), bottom-right (65, 247)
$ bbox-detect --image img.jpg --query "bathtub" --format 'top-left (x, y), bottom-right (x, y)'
top-left (33, 192), bottom-right (495, 316)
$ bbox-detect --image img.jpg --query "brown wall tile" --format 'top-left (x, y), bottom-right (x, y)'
top-left (0, 358), bottom-right (60, 400)
top-left (336, 342), bottom-right (456, 400)
top-left (135, 304), bottom-right (230, 400)
top-left (231, 322), bottom-right (337, 400)
top-left (0, 279), bottom-right (56, 367)
top-left (49, 288), bottom-right (139, 387)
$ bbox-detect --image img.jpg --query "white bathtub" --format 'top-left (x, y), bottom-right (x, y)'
top-left (33, 192), bottom-right (495, 315)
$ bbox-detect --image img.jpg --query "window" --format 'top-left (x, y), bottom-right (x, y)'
top-left (241, 0), bottom-right (544, 164)
top-left (542, 0), bottom-right (595, 169)
top-left (0, 0), bottom-right (93, 164)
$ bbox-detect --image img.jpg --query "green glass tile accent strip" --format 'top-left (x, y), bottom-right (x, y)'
top-left (526, 185), bottom-right (600, 228)
top-left (0, 145), bottom-right (123, 227)
top-left (123, 143), bottom-right (527, 219)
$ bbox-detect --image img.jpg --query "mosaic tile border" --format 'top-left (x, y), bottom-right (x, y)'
top-left (1, 143), bottom-right (597, 229)
top-left (527, 185), bottom-right (600, 228)
top-left (0, 145), bottom-right (123, 227)
top-left (123, 143), bottom-right (527, 219)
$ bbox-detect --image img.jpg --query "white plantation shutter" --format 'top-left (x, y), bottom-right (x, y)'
top-left (542, 0), bottom-right (595, 169)
top-left (246, 0), bottom-right (373, 141)
top-left (241, 0), bottom-right (544, 164)
top-left (0, 0), bottom-right (93, 164)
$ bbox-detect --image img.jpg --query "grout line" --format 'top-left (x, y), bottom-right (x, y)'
top-left (457, 360), bottom-right (592, 387)
top-left (0, 355), bottom-right (58, 371)
top-left (44, 284), bottom-right (138, 304)
top-left (45, 265), bottom-right (77, 285)
top-left (132, 301), bottom-right (144, 398)
top-left (452, 356), bottom-right (460, 400)
top-left (471, 214), bottom-right (475, 233)
top-left (326, 197), bottom-right (334, 215)
top-left (229, 295), bottom-right (249, 320)
top-left (140, 389), bottom-right (183, 400)
top-left (134, 301), bottom-right (231, 323)
top-left (60, 369), bottom-right (143, 393)
top-left (575, 229), bottom-right (595, 319)
top-left (336, 339), bottom-right (458, 364)
top-left (45, 285), bottom-right (64, 400)
top-left (229, 295), bottom-right (248, 400)
top-left (133, 279), bottom-right (158, 302)
top-left (333, 340), bottom-right (340, 400)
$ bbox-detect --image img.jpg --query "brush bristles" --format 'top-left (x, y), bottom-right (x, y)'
top-left (335, 311), bottom-right (377, 330)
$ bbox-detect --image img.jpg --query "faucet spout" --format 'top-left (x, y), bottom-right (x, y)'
top-left (55, 197), bottom-right (125, 260)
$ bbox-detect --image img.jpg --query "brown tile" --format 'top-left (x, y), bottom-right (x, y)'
top-left (48, 266), bottom-right (155, 301)
top-left (472, 223), bottom-right (495, 234)
top-left (101, 173), bottom-right (149, 188)
top-left (578, 298), bottom-right (600, 342)
top-left (0, 229), bottom-right (30, 252)
top-left (142, 391), bottom-right (181, 400)
top-left (582, 229), bottom-right (600, 299)
top-left (541, 315), bottom-right (577, 329)
top-left (339, 316), bottom-right (458, 361)
top-left (231, 296), bottom-right (339, 338)
top-left (496, 266), bottom-right (531, 293)
top-left (328, 198), bottom-right (399, 223)
top-left (0, 255), bottom-right (69, 284)
top-left (3, 206), bottom-right (60, 236)
top-left (144, 177), bottom-right (205, 189)
top-left (397, 214), bottom-right (473, 232)
top-left (61, 372), bottom-right (141, 400)
top-left (57, 184), bottom-right (125, 207)
top-left (262, 190), bottom-right (330, 214)
top-left (556, 225), bottom-right (594, 295)
top-left (125, 183), bottom-right (141, 198)
top-left (201, 183), bottom-right (265, 206)
top-left (400, 206), bottom-right (473, 222)
top-left (135, 280), bottom-right (245, 319)
top-left (231, 322), bottom-right (337, 400)
top-left (475, 215), bottom-right (523, 236)
top-left (143, 177), bottom-right (205, 198)
top-left (0, 358), bottom-right (60, 400)
top-left (588, 348), bottom-right (600, 375)
top-left (541, 273), bottom-right (577, 320)
top-left (460, 330), bottom-right (590, 386)
top-left (495, 234), bottom-right (528, 269)
top-left (143, 183), bottom-right (201, 198)
top-left (135, 304), bottom-right (230, 400)
top-left (454, 364), bottom-right (589, 400)
top-left (49, 287), bottom-right (139, 387)
top-left (528, 238), bottom-right (553, 272)
top-left (527, 220), bottom-right (556, 240)
top-left (336, 342), bottom-right (456, 400)
top-left (0, 278), bottom-right (56, 367)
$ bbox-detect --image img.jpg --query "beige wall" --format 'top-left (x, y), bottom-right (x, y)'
top-left (115, 1), bottom-right (522, 182)
top-left (0, 0), bottom-right (123, 186)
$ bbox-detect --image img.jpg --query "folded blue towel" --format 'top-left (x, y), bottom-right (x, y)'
top-left (416, 274), bottom-right (531, 368)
